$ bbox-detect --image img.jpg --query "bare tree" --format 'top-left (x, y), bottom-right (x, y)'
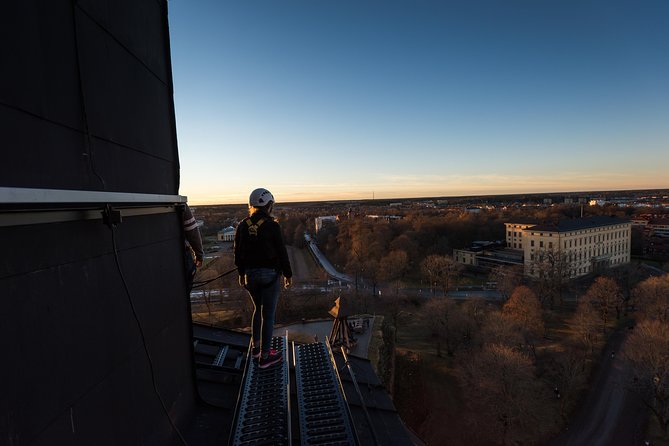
top-left (605, 263), bottom-right (644, 316)
top-left (624, 319), bottom-right (669, 436)
top-left (460, 296), bottom-right (488, 347)
top-left (634, 275), bottom-right (669, 324)
top-left (461, 343), bottom-right (550, 445)
top-left (420, 254), bottom-right (463, 295)
top-left (489, 265), bottom-right (524, 302)
top-left (420, 255), bottom-right (440, 295)
top-left (503, 285), bottom-right (545, 359)
top-left (197, 268), bottom-right (223, 319)
top-left (476, 311), bottom-right (524, 351)
top-left (551, 346), bottom-right (588, 422)
top-left (569, 299), bottom-right (602, 356)
top-left (531, 249), bottom-right (570, 308)
top-left (379, 250), bottom-right (409, 296)
top-left (389, 234), bottom-right (420, 268)
top-left (584, 276), bottom-right (622, 325)
top-left (363, 258), bottom-right (380, 297)
top-left (424, 298), bottom-right (466, 357)
top-left (292, 222), bottom-right (307, 248)
top-left (383, 293), bottom-right (408, 343)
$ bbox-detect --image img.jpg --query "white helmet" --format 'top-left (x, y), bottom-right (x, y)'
top-left (249, 188), bottom-right (275, 207)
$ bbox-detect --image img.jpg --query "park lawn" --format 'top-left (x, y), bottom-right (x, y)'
top-left (393, 308), bottom-right (469, 445)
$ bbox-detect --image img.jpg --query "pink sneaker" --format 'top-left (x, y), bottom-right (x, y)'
top-left (258, 349), bottom-right (282, 369)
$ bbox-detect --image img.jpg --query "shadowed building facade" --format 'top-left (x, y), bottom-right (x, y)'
top-left (520, 216), bottom-right (632, 278)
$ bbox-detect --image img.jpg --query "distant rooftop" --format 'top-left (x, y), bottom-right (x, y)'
top-left (505, 218), bottom-right (540, 225)
top-left (523, 216), bottom-right (630, 233)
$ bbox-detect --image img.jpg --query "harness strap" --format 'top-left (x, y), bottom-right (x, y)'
top-left (245, 217), bottom-right (265, 236)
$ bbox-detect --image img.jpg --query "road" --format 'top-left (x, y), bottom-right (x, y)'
top-left (286, 245), bottom-right (318, 282)
top-left (551, 330), bottom-right (649, 446)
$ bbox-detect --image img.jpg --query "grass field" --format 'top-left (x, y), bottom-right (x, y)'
top-left (392, 309), bottom-right (471, 445)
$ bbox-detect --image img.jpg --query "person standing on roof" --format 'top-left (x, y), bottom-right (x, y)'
top-left (234, 188), bottom-right (292, 369)
top-left (183, 204), bottom-right (204, 290)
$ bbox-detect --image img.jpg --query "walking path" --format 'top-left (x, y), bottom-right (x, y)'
top-left (286, 245), bottom-right (317, 281)
top-left (551, 330), bottom-right (649, 446)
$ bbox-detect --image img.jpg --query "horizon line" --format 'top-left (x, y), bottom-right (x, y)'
top-left (185, 186), bottom-right (669, 207)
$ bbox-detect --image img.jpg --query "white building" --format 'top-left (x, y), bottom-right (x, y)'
top-left (454, 249), bottom-right (478, 266)
top-left (217, 226), bottom-right (235, 242)
top-left (365, 215), bottom-right (402, 221)
top-left (315, 216), bottom-right (338, 232)
top-left (518, 216), bottom-right (631, 279)
top-left (504, 219), bottom-right (539, 251)
top-left (635, 217), bottom-right (669, 238)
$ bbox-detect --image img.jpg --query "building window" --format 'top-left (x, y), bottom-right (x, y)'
top-left (531, 240), bottom-right (535, 247)
top-left (540, 241), bottom-right (544, 248)
top-left (549, 242), bottom-right (553, 249)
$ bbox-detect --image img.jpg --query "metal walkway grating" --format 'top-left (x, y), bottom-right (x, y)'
top-left (231, 335), bottom-right (290, 446)
top-left (294, 342), bottom-right (358, 446)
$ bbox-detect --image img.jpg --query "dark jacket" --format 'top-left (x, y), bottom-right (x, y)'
top-left (183, 204), bottom-right (204, 262)
top-left (234, 210), bottom-right (292, 279)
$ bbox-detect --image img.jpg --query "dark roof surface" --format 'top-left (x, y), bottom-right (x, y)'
top-left (190, 324), bottom-right (422, 446)
top-left (523, 216), bottom-right (630, 233)
top-left (505, 218), bottom-right (540, 225)
top-left (334, 353), bottom-right (425, 446)
top-left (186, 324), bottom-right (251, 445)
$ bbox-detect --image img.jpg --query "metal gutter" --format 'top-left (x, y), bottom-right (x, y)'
top-left (0, 186), bottom-right (186, 204)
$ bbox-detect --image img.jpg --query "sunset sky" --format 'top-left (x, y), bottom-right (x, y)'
top-left (168, 0), bottom-right (669, 205)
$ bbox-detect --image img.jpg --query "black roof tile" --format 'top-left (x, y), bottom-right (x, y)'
top-left (523, 216), bottom-right (629, 233)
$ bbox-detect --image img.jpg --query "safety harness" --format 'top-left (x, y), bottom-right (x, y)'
top-left (245, 217), bottom-right (265, 236)
top-left (243, 217), bottom-right (279, 288)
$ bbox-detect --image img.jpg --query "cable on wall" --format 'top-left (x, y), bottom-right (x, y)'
top-left (71, 0), bottom-right (107, 190)
top-left (105, 205), bottom-right (189, 446)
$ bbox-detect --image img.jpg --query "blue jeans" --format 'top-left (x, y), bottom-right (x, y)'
top-left (244, 268), bottom-right (281, 353)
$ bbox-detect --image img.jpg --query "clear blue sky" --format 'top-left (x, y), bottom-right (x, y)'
top-left (167, 0), bottom-right (669, 205)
